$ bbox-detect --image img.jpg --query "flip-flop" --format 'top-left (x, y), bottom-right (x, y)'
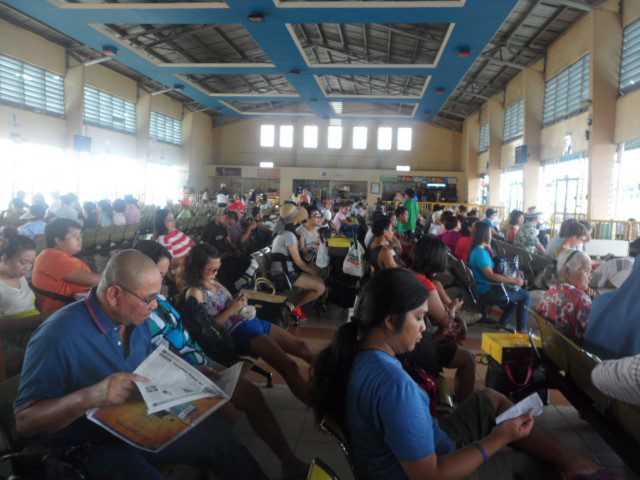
top-left (569, 469), bottom-right (617, 480)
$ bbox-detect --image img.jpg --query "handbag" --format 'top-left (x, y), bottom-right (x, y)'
top-left (435, 314), bottom-right (467, 346)
top-left (493, 255), bottom-right (523, 290)
top-left (176, 294), bottom-right (237, 365)
top-left (343, 241), bottom-right (365, 278)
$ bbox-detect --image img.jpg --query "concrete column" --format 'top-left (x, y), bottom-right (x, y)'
top-left (488, 97), bottom-right (505, 206)
top-left (588, 7), bottom-right (622, 219)
top-left (523, 67), bottom-right (545, 209)
top-left (182, 112), bottom-right (214, 193)
top-left (64, 62), bottom-right (84, 149)
top-left (461, 114), bottom-right (480, 203)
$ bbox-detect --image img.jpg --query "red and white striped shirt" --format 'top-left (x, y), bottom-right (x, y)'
top-left (157, 229), bottom-right (195, 259)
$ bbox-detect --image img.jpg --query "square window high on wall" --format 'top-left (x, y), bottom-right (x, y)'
top-left (303, 125), bottom-right (318, 148)
top-left (279, 125), bottom-right (293, 148)
top-left (478, 122), bottom-right (489, 153)
top-left (620, 18), bottom-right (640, 95)
top-left (353, 126), bottom-right (368, 150)
top-left (260, 124), bottom-right (275, 147)
top-left (397, 127), bottom-right (412, 151)
top-left (543, 54), bottom-right (590, 126)
top-left (0, 55), bottom-right (64, 118)
top-left (150, 112), bottom-right (182, 146)
top-left (378, 127), bottom-right (392, 150)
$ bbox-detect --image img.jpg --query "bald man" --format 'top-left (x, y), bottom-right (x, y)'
top-left (14, 250), bottom-right (267, 480)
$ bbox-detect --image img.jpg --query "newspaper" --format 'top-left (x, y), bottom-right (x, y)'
top-left (495, 393), bottom-right (545, 425)
top-left (86, 346), bottom-right (242, 452)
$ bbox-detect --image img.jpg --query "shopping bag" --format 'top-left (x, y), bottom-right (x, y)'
top-left (316, 241), bottom-right (330, 268)
top-left (343, 241), bottom-right (365, 278)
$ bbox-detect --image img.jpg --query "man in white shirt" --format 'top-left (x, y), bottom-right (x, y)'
top-left (592, 354), bottom-right (640, 406)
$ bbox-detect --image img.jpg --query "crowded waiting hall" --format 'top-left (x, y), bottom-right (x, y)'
top-left (1, 0), bottom-right (640, 478)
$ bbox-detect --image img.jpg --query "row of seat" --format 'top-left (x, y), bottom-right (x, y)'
top-left (532, 309), bottom-right (640, 473)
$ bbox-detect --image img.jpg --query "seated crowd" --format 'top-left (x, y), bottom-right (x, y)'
top-left (0, 187), bottom-right (637, 479)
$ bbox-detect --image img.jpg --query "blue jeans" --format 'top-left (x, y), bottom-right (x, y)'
top-left (483, 286), bottom-right (531, 331)
top-left (82, 415), bottom-right (268, 480)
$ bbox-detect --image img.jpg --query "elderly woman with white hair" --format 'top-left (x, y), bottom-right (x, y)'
top-left (428, 210), bottom-right (444, 236)
top-left (537, 249), bottom-right (593, 343)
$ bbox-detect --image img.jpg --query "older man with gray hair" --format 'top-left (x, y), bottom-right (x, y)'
top-left (14, 249), bottom-right (267, 479)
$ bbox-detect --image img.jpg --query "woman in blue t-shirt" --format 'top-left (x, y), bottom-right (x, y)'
top-left (310, 269), bottom-right (608, 480)
top-left (467, 222), bottom-right (530, 332)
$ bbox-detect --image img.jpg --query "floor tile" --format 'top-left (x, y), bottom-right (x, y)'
top-left (238, 433), bottom-right (294, 479)
top-left (261, 384), bottom-right (309, 411)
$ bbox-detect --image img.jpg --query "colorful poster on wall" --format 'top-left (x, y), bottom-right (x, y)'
top-left (257, 168), bottom-right (280, 179)
top-left (215, 167), bottom-right (241, 177)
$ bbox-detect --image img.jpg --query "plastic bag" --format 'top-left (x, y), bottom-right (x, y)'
top-left (316, 241), bottom-right (330, 268)
top-left (343, 241), bottom-right (365, 278)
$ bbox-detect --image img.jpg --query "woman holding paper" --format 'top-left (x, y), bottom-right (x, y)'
top-left (309, 269), bottom-right (615, 480)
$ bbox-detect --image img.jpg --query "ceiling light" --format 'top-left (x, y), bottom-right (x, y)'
top-left (435, 87), bottom-right (446, 94)
top-left (247, 13), bottom-right (265, 23)
top-left (260, 162), bottom-right (274, 168)
top-left (83, 46), bottom-right (117, 67)
top-left (458, 47), bottom-right (472, 58)
top-left (396, 165), bottom-right (411, 172)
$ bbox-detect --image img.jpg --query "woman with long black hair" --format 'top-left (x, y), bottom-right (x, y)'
top-left (310, 269), bottom-right (609, 480)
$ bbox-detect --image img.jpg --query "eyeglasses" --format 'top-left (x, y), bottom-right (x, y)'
top-left (118, 284), bottom-right (160, 305)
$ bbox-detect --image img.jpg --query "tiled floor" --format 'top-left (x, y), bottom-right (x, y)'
top-left (238, 305), bottom-right (639, 480)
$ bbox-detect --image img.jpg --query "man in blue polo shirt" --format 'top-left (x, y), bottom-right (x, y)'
top-left (14, 249), bottom-right (267, 479)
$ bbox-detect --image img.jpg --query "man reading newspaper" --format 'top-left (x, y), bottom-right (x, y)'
top-left (14, 250), bottom-right (267, 479)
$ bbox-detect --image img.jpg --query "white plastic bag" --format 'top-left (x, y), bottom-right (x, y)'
top-left (316, 241), bottom-right (330, 268)
top-left (343, 241), bottom-right (365, 278)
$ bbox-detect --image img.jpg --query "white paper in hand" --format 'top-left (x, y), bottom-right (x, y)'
top-left (495, 393), bottom-right (544, 425)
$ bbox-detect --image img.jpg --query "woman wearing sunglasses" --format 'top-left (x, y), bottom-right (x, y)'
top-left (180, 243), bottom-right (316, 405)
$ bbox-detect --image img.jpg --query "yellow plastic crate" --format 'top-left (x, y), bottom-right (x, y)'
top-left (481, 332), bottom-right (542, 365)
top-left (327, 237), bottom-right (353, 248)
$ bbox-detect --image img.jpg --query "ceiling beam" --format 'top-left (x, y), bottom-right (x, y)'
top-left (488, 58), bottom-right (528, 70)
top-left (544, 0), bottom-right (593, 12)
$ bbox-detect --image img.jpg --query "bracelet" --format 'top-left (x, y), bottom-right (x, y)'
top-left (473, 441), bottom-right (490, 464)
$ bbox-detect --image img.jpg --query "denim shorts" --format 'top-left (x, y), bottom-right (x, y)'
top-left (229, 317), bottom-right (272, 354)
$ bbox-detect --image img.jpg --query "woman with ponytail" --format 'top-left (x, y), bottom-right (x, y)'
top-left (310, 269), bottom-right (611, 480)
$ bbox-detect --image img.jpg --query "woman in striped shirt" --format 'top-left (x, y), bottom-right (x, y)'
top-left (154, 208), bottom-right (195, 268)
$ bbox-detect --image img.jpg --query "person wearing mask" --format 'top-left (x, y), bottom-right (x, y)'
top-left (505, 210), bottom-right (524, 245)
top-left (537, 250), bottom-right (593, 344)
top-left (468, 222), bottom-right (530, 332)
top-left (124, 195), bottom-right (142, 224)
top-left (112, 199), bottom-right (127, 226)
top-left (18, 204), bottom-right (46, 239)
top-left (32, 219), bottom-right (100, 315)
top-left (310, 269), bottom-right (609, 480)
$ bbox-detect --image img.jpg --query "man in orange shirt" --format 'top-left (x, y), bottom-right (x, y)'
top-left (32, 218), bottom-right (100, 314)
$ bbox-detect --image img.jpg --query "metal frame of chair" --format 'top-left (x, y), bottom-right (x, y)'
top-left (320, 416), bottom-right (360, 480)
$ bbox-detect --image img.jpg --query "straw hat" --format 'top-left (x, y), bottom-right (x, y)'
top-left (279, 203), bottom-right (308, 224)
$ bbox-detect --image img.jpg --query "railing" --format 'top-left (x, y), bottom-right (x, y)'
top-left (383, 201), bottom-right (507, 220)
top-left (550, 213), bottom-right (639, 241)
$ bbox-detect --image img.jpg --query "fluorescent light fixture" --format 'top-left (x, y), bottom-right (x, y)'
top-left (396, 165), bottom-right (411, 172)
top-left (427, 183), bottom-right (446, 188)
top-left (83, 46), bottom-right (117, 67)
top-left (260, 161), bottom-right (274, 168)
top-left (151, 85), bottom-right (184, 96)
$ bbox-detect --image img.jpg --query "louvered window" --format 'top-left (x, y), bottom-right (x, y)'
top-left (479, 122), bottom-right (489, 153)
top-left (503, 100), bottom-right (524, 143)
top-left (83, 85), bottom-right (136, 134)
top-left (620, 18), bottom-right (640, 94)
top-left (0, 55), bottom-right (64, 117)
top-left (151, 111), bottom-right (182, 146)
top-left (543, 54), bottom-right (590, 126)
